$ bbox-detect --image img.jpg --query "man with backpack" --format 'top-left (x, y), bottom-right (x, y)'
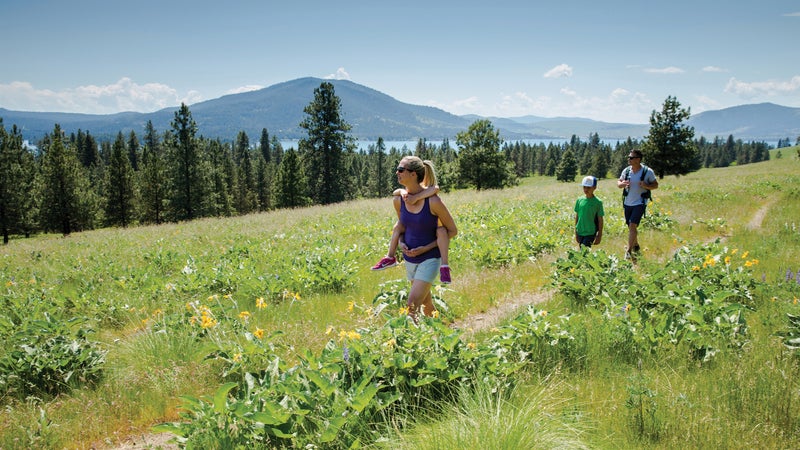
top-left (617, 149), bottom-right (658, 260)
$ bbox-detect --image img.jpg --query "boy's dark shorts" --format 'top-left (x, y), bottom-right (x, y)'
top-left (576, 233), bottom-right (597, 248)
top-left (624, 204), bottom-right (647, 225)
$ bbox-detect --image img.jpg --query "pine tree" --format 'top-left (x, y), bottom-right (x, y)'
top-left (105, 132), bottom-right (136, 227)
top-left (555, 148), bottom-right (578, 182)
top-left (456, 119), bottom-right (516, 190)
top-left (275, 148), bottom-right (309, 208)
top-left (0, 122), bottom-right (37, 243)
top-left (140, 121), bottom-right (168, 224)
top-left (167, 103), bottom-right (204, 220)
top-left (234, 130), bottom-right (257, 214)
top-left (299, 82), bottom-right (354, 205)
top-left (259, 128), bottom-right (270, 163)
top-left (643, 96), bottom-right (699, 178)
top-left (38, 124), bottom-right (95, 235)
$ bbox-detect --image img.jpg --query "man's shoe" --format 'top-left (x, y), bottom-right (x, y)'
top-left (439, 265), bottom-right (451, 284)
top-left (371, 256), bottom-right (397, 271)
top-left (633, 244), bottom-right (641, 253)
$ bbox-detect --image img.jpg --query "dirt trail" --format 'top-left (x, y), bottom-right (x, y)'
top-left (746, 198), bottom-right (776, 230)
top-left (450, 289), bottom-right (552, 335)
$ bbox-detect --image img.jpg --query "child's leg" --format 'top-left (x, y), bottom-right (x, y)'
top-left (436, 226), bottom-right (450, 266)
top-left (387, 222), bottom-right (405, 257)
top-left (436, 226), bottom-right (452, 283)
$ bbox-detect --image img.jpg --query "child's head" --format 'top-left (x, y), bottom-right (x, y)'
top-left (581, 176), bottom-right (597, 197)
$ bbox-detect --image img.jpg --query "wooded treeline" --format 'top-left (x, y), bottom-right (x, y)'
top-left (0, 84), bottom-right (772, 243)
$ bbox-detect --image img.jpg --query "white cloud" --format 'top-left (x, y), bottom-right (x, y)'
top-left (226, 85), bottom-right (263, 95)
top-left (324, 67), bottom-right (351, 80)
top-left (0, 77), bottom-right (198, 114)
top-left (543, 64), bottom-right (573, 78)
top-left (643, 66), bottom-right (685, 74)
top-left (701, 66), bottom-right (726, 73)
top-left (783, 11), bottom-right (800, 16)
top-left (724, 75), bottom-right (800, 99)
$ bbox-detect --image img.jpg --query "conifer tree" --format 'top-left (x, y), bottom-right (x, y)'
top-left (140, 121), bottom-right (168, 224)
top-left (259, 128), bottom-right (270, 163)
top-left (127, 131), bottom-right (140, 171)
top-left (255, 155), bottom-right (272, 211)
top-left (38, 124), bottom-right (95, 235)
top-left (0, 122), bottom-right (37, 243)
top-left (167, 103), bottom-right (204, 220)
top-left (299, 82), bottom-right (354, 205)
top-left (105, 132), bottom-right (136, 227)
top-left (456, 119), bottom-right (515, 189)
top-left (203, 139), bottom-right (235, 217)
top-left (643, 96), bottom-right (699, 177)
top-left (234, 130), bottom-right (257, 214)
top-left (275, 148), bottom-right (309, 208)
top-left (555, 148), bottom-right (578, 182)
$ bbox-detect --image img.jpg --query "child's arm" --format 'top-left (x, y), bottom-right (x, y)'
top-left (593, 216), bottom-right (604, 245)
top-left (404, 185), bottom-right (439, 205)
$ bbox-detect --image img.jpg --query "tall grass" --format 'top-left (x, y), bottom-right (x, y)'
top-left (1, 149), bottom-right (799, 448)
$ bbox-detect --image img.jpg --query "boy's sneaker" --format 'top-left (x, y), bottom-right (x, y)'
top-left (439, 265), bottom-right (451, 284)
top-left (371, 256), bottom-right (397, 271)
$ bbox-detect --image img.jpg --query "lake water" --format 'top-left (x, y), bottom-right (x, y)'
top-left (280, 137), bottom-right (780, 151)
top-left (280, 138), bottom-right (571, 151)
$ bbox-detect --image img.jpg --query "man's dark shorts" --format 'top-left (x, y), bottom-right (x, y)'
top-left (576, 233), bottom-right (596, 248)
top-left (624, 204), bottom-right (646, 225)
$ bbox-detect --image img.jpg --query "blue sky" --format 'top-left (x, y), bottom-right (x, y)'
top-left (1, 0), bottom-right (798, 124)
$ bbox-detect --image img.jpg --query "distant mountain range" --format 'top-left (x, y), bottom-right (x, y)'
top-left (1, 77), bottom-right (798, 144)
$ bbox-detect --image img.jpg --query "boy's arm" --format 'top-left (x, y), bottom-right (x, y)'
top-left (594, 216), bottom-right (604, 244)
top-left (405, 185), bottom-right (439, 205)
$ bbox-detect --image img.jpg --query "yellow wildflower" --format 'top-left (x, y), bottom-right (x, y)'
top-left (467, 342), bottom-right (477, 350)
top-left (539, 310), bottom-right (548, 317)
top-left (731, 248), bottom-right (738, 255)
top-left (399, 306), bottom-right (409, 316)
top-left (383, 338), bottom-right (396, 348)
top-left (254, 328), bottom-right (265, 339)
top-left (239, 311), bottom-right (251, 321)
top-left (326, 325), bottom-right (334, 335)
top-left (347, 301), bottom-right (355, 312)
top-left (432, 310), bottom-right (440, 318)
top-left (256, 297), bottom-right (267, 309)
top-left (347, 330), bottom-right (361, 340)
top-left (152, 308), bottom-right (163, 317)
top-left (741, 251), bottom-right (749, 259)
top-left (724, 256), bottom-right (731, 265)
top-left (200, 316), bottom-right (218, 329)
top-left (692, 265), bottom-right (701, 272)
top-left (233, 353), bottom-right (243, 363)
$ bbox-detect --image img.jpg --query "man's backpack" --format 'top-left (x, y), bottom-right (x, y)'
top-left (622, 164), bottom-right (653, 205)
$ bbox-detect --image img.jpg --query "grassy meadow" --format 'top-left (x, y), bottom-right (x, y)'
top-left (1, 148), bottom-right (799, 449)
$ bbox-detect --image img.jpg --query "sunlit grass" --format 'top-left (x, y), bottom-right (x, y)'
top-left (0, 148), bottom-right (799, 448)
top-left (379, 376), bottom-right (591, 450)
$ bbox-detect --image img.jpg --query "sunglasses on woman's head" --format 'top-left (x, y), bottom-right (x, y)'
top-left (396, 167), bottom-right (410, 173)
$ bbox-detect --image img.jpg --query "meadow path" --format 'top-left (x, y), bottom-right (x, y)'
top-left (110, 194), bottom-right (777, 449)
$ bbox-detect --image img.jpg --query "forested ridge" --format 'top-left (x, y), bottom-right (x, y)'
top-left (0, 85), bottom-right (777, 244)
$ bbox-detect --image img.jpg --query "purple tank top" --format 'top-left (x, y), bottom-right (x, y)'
top-left (400, 197), bottom-right (441, 263)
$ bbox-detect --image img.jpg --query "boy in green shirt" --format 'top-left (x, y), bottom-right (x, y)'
top-left (574, 176), bottom-right (604, 248)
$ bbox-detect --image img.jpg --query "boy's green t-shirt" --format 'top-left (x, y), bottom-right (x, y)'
top-left (574, 196), bottom-right (605, 236)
